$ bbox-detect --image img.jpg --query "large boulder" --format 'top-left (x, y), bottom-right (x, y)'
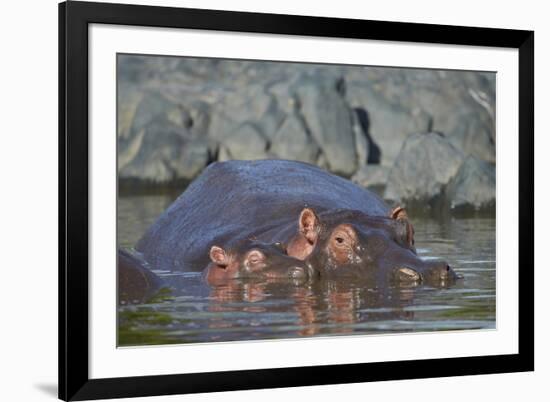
top-left (346, 84), bottom-right (432, 166)
top-left (449, 112), bottom-right (495, 164)
top-left (351, 165), bottom-right (391, 195)
top-left (384, 132), bottom-right (464, 206)
top-left (293, 75), bottom-right (358, 176)
top-left (207, 86), bottom-right (286, 144)
top-left (117, 84), bottom-right (145, 141)
top-left (129, 91), bottom-right (177, 137)
top-left (218, 123), bottom-right (269, 161)
top-left (269, 113), bottom-right (319, 164)
top-left (447, 156), bottom-right (496, 212)
top-left (345, 67), bottom-right (495, 166)
top-left (119, 119), bottom-right (209, 183)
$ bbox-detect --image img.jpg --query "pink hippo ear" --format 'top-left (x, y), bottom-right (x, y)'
top-left (390, 206), bottom-right (408, 220)
top-left (299, 207), bottom-right (320, 245)
top-left (390, 206), bottom-right (415, 247)
top-left (209, 245), bottom-right (229, 268)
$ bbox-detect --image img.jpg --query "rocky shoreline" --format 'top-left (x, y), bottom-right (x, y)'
top-left (118, 56), bottom-right (496, 215)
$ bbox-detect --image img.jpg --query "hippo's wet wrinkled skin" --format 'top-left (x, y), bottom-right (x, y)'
top-left (136, 159), bottom-right (389, 272)
top-left (203, 239), bottom-right (313, 283)
top-left (135, 160), bottom-right (461, 286)
top-left (298, 209), bottom-right (460, 286)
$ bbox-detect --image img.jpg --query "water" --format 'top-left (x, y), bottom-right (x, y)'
top-left (117, 193), bottom-right (496, 346)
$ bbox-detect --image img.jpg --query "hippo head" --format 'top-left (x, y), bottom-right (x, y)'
top-left (204, 239), bottom-right (312, 283)
top-left (288, 207), bottom-right (461, 287)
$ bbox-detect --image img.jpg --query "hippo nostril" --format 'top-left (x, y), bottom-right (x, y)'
top-left (290, 267), bottom-right (306, 279)
top-left (396, 267), bottom-right (421, 282)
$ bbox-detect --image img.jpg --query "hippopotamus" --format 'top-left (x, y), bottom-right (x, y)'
top-left (204, 239), bottom-right (311, 283)
top-left (119, 239), bottom-right (310, 299)
top-left (118, 248), bottom-right (167, 304)
top-left (135, 159), bottom-right (459, 286)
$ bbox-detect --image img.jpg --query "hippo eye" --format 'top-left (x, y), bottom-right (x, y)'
top-left (331, 225), bottom-right (356, 248)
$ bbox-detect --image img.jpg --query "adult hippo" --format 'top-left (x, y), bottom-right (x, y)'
top-left (135, 160), bottom-right (460, 286)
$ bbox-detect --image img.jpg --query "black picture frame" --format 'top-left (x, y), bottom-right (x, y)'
top-left (59, 1), bottom-right (534, 400)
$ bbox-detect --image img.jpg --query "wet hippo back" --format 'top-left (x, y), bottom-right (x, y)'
top-left (136, 160), bottom-right (390, 271)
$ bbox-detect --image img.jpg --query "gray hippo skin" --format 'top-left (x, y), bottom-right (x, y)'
top-left (135, 160), bottom-right (460, 286)
top-left (118, 248), bottom-right (166, 304)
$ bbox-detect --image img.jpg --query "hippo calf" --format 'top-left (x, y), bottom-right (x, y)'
top-left (204, 239), bottom-right (312, 283)
top-left (135, 160), bottom-right (460, 286)
top-left (119, 239), bottom-right (309, 299)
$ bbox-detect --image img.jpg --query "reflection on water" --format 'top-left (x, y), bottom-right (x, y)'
top-left (118, 194), bottom-right (496, 346)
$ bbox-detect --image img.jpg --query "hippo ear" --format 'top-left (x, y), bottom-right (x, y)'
top-left (299, 208), bottom-right (320, 244)
top-left (209, 245), bottom-right (229, 268)
top-left (390, 206), bottom-right (415, 247)
top-left (390, 206), bottom-right (408, 220)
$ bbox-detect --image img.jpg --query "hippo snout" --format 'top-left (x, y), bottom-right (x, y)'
top-left (393, 261), bottom-right (462, 286)
top-left (423, 261), bottom-right (462, 285)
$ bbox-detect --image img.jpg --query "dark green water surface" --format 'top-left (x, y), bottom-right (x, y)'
top-left (117, 194), bottom-right (496, 346)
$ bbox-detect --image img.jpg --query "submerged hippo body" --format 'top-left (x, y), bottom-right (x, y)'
top-left (118, 248), bottom-right (166, 304)
top-left (136, 160), bottom-right (459, 285)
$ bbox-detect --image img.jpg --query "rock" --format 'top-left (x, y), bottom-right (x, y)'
top-left (208, 87), bottom-right (285, 142)
top-left (447, 156), bottom-right (495, 211)
top-left (266, 79), bottom-right (299, 114)
top-left (346, 84), bottom-right (432, 167)
top-left (294, 75), bottom-right (357, 176)
top-left (116, 55), bottom-right (496, 190)
top-left (219, 123), bottom-right (269, 161)
top-left (118, 54), bottom-right (181, 82)
top-left (217, 144), bottom-right (232, 162)
top-left (345, 68), bottom-right (495, 166)
top-left (185, 101), bottom-right (211, 137)
top-left (316, 152), bottom-right (330, 171)
top-left (164, 105), bottom-right (190, 128)
top-left (131, 91), bottom-right (176, 135)
top-left (119, 119), bottom-right (209, 183)
top-left (117, 84), bottom-right (144, 140)
top-left (269, 114), bottom-right (319, 164)
top-left (351, 165), bottom-right (390, 194)
top-left (384, 132), bottom-right (464, 205)
top-left (449, 112), bottom-right (495, 163)
top-left (174, 139), bottom-right (210, 180)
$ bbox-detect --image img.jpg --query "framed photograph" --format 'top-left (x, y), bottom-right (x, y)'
top-left (59, 1), bottom-right (534, 400)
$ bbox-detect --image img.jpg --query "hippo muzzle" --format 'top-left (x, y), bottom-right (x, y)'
top-left (393, 260), bottom-right (462, 286)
